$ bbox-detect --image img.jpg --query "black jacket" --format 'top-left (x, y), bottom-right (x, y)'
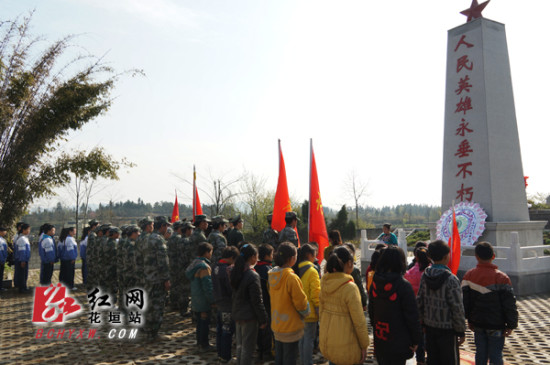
top-left (255, 260), bottom-right (272, 315)
top-left (212, 260), bottom-right (233, 313)
top-left (461, 263), bottom-right (518, 330)
top-left (232, 268), bottom-right (268, 324)
top-left (368, 272), bottom-right (422, 361)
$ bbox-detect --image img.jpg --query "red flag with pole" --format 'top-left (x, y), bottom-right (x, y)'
top-left (193, 165), bottom-right (203, 222)
top-left (448, 203), bottom-right (461, 274)
top-left (272, 140), bottom-right (292, 233)
top-left (309, 139), bottom-right (329, 262)
top-left (171, 191), bottom-right (180, 223)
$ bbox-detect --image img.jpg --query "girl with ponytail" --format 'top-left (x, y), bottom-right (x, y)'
top-left (320, 246), bottom-right (369, 365)
top-left (230, 243), bottom-right (268, 365)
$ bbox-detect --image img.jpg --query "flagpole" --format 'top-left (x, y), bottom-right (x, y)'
top-left (308, 138), bottom-right (312, 242)
top-left (451, 199), bottom-right (455, 261)
top-left (193, 165), bottom-right (196, 219)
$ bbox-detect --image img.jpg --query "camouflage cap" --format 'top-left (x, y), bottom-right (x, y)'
top-left (183, 222), bottom-right (195, 230)
top-left (194, 214), bottom-right (211, 224)
top-left (109, 226), bottom-right (122, 234)
top-left (139, 217), bottom-right (154, 228)
top-left (285, 211), bottom-right (299, 221)
top-left (88, 219), bottom-right (100, 226)
top-left (232, 215), bottom-right (243, 224)
top-left (172, 220), bottom-right (185, 230)
top-left (213, 215), bottom-right (229, 224)
top-left (126, 225), bottom-right (141, 235)
top-left (154, 216), bottom-right (172, 226)
top-left (99, 223), bottom-right (112, 232)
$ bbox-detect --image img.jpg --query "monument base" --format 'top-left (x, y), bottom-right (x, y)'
top-left (428, 223), bottom-right (550, 296)
top-left (429, 221), bottom-right (546, 248)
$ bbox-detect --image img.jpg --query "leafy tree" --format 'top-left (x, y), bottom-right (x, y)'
top-left (0, 14), bottom-right (139, 226)
top-left (239, 172), bottom-right (274, 235)
top-left (57, 147), bottom-right (135, 235)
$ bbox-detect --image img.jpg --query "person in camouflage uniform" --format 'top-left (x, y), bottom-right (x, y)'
top-left (135, 217), bottom-right (154, 288)
top-left (85, 220), bottom-right (100, 291)
top-left (167, 220), bottom-right (185, 311)
top-left (227, 215), bottom-right (244, 247)
top-left (103, 227), bottom-right (120, 304)
top-left (96, 224), bottom-right (112, 291)
top-left (123, 225), bottom-right (141, 290)
top-left (278, 211), bottom-right (299, 246)
top-left (262, 213), bottom-right (279, 248)
top-left (208, 216), bottom-right (228, 263)
top-left (143, 216), bottom-right (171, 341)
top-left (122, 225), bottom-right (141, 319)
top-left (180, 221), bottom-right (195, 316)
top-left (189, 214), bottom-right (210, 258)
top-left (116, 226), bottom-right (129, 311)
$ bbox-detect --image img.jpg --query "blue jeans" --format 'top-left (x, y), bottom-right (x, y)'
top-left (194, 311), bottom-right (211, 347)
top-left (299, 322), bottom-right (317, 365)
top-left (216, 311), bottom-right (235, 361)
top-left (474, 329), bottom-right (505, 365)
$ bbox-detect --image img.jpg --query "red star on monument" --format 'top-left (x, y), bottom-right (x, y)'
top-left (460, 0), bottom-right (490, 22)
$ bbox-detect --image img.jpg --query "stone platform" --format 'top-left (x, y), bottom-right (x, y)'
top-left (0, 269), bottom-right (549, 364)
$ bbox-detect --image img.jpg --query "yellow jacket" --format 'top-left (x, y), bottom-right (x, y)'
top-left (268, 267), bottom-right (310, 342)
top-left (297, 261), bottom-right (320, 322)
top-left (319, 272), bottom-right (370, 365)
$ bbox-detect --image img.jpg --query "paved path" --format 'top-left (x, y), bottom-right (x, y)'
top-left (1, 269), bottom-right (549, 364)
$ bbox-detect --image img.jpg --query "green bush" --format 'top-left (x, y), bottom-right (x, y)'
top-left (406, 230), bottom-right (431, 246)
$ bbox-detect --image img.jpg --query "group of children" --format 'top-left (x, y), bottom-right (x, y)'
top-left (186, 237), bottom-right (370, 365)
top-left (367, 240), bottom-right (518, 365)
top-left (188, 234), bottom-right (519, 365)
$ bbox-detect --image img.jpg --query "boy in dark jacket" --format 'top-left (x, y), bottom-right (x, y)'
top-left (256, 244), bottom-right (274, 361)
top-left (212, 246), bottom-right (239, 363)
top-left (417, 240), bottom-right (466, 365)
top-left (185, 242), bottom-right (214, 352)
top-left (462, 242), bottom-right (518, 365)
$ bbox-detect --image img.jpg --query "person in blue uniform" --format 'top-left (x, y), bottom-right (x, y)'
top-left (38, 224), bottom-right (56, 285)
top-left (14, 223), bottom-right (31, 293)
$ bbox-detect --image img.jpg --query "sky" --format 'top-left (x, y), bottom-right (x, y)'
top-left (3, 0), bottom-right (550, 212)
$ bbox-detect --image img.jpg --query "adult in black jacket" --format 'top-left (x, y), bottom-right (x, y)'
top-left (368, 245), bottom-right (422, 365)
top-left (231, 243), bottom-right (268, 365)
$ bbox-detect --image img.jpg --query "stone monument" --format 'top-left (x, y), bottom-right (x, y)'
top-left (434, 1), bottom-right (550, 294)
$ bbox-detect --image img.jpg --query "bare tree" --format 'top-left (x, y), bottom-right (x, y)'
top-left (344, 170), bottom-right (369, 228)
top-left (174, 169), bottom-right (244, 217)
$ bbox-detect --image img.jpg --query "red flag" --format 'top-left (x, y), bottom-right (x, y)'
top-left (193, 165), bottom-right (203, 222)
top-left (448, 207), bottom-right (461, 274)
top-left (171, 192), bottom-right (180, 223)
top-left (272, 140), bottom-right (292, 233)
top-left (309, 140), bottom-right (329, 262)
